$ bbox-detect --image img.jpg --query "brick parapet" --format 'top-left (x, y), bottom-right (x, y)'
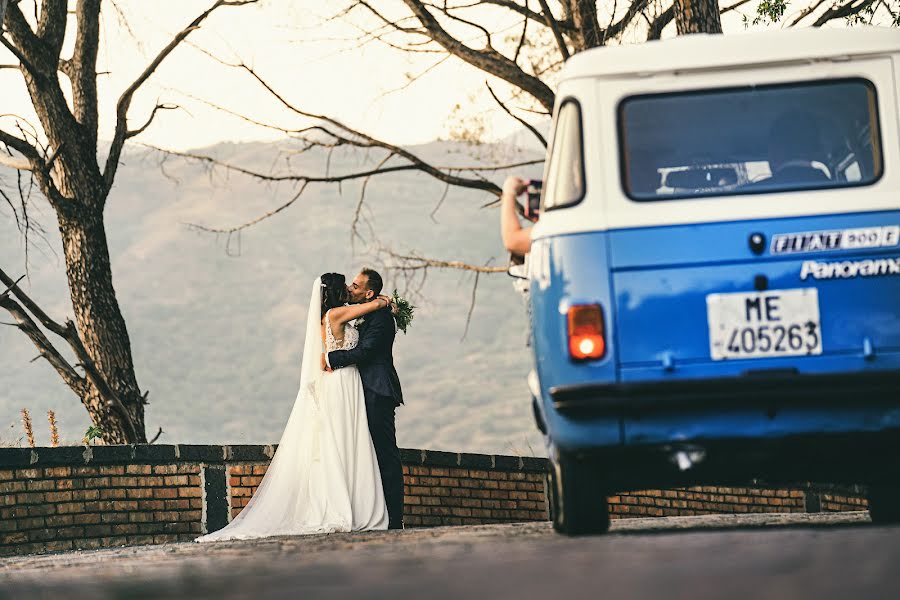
top-left (0, 445), bottom-right (869, 557)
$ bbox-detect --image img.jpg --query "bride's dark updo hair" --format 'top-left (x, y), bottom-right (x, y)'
top-left (320, 273), bottom-right (349, 318)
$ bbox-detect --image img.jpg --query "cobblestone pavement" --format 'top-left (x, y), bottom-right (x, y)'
top-left (1, 512), bottom-right (897, 600)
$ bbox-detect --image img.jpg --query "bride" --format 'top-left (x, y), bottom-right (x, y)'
top-left (196, 273), bottom-right (394, 541)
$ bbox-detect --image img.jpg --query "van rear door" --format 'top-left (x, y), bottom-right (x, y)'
top-left (609, 77), bottom-right (899, 382)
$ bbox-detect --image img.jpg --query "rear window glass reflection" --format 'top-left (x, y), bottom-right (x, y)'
top-left (619, 79), bottom-right (883, 201)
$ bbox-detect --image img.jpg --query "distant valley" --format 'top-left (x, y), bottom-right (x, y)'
top-left (0, 138), bottom-right (546, 457)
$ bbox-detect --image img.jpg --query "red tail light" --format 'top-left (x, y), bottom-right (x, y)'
top-left (567, 304), bottom-right (606, 361)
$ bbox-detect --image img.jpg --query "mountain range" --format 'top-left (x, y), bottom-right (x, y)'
top-left (0, 137), bottom-right (547, 457)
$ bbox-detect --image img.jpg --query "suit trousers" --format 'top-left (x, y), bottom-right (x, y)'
top-left (366, 392), bottom-right (404, 528)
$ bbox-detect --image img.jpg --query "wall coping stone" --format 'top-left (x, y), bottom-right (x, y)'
top-left (0, 447), bottom-right (871, 493)
top-left (0, 445), bottom-right (550, 472)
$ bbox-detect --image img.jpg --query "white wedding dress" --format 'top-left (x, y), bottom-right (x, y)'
top-left (196, 278), bottom-right (389, 542)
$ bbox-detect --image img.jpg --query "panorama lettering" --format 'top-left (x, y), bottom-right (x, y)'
top-left (800, 257), bottom-right (900, 280)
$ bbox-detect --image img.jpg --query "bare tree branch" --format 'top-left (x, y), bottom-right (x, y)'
top-left (351, 152), bottom-right (394, 243)
top-left (422, 1), bottom-right (495, 47)
top-left (0, 265), bottom-right (142, 441)
top-left (351, 0), bottom-right (428, 34)
top-left (401, 0), bottom-right (556, 110)
top-left (382, 250), bottom-right (507, 273)
top-left (812, 0), bottom-right (878, 24)
top-left (126, 102), bottom-right (180, 139)
top-left (239, 60), bottom-right (504, 193)
top-left (536, 0), bottom-right (569, 59)
top-left (145, 145), bottom-right (454, 183)
top-left (373, 53), bottom-right (452, 100)
top-left (789, 0), bottom-right (829, 25)
top-left (460, 268), bottom-right (481, 341)
top-left (185, 181), bottom-right (309, 235)
top-left (148, 426), bottom-right (164, 444)
top-left (721, 0), bottom-right (755, 15)
top-left (69, 0), bottom-right (101, 142)
top-left (103, 0), bottom-right (260, 195)
top-left (486, 81), bottom-right (546, 148)
top-left (602, 0), bottom-right (652, 43)
top-left (0, 127), bottom-right (42, 166)
top-left (36, 0), bottom-right (67, 58)
top-left (2, 3), bottom-right (45, 76)
top-left (0, 153), bottom-right (32, 170)
top-left (646, 5), bottom-right (675, 40)
top-left (513, 3), bottom-right (528, 63)
top-left (430, 181), bottom-right (451, 222)
top-left (0, 273), bottom-right (25, 298)
top-left (0, 293), bottom-right (87, 394)
top-left (566, 0), bottom-right (603, 50)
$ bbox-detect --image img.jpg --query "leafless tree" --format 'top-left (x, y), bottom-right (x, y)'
top-left (0, 0), bottom-right (258, 444)
top-left (169, 0), bottom-right (894, 254)
top-left (146, 0), bottom-right (896, 330)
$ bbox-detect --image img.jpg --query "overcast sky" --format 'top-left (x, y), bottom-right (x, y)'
top-left (0, 1), bottom-right (850, 153)
top-left (0, 0), bottom-right (523, 152)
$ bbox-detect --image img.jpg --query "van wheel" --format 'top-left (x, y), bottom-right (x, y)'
top-left (868, 483), bottom-right (900, 524)
top-left (549, 449), bottom-right (610, 536)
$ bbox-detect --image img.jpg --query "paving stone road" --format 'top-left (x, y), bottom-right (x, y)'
top-left (1, 512), bottom-right (897, 600)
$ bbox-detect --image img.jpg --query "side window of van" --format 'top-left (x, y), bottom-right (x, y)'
top-left (542, 100), bottom-right (585, 211)
top-left (619, 78), bottom-right (883, 201)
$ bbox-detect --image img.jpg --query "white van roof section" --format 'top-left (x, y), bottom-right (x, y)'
top-left (561, 27), bottom-right (900, 80)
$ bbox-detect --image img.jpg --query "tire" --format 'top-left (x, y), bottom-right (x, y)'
top-left (549, 448), bottom-right (610, 536)
top-left (868, 483), bottom-right (900, 524)
top-left (547, 469), bottom-right (560, 524)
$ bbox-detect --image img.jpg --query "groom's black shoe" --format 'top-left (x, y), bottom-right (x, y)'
top-left (388, 520), bottom-right (404, 530)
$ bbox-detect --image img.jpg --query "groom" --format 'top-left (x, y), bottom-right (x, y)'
top-left (324, 268), bottom-right (405, 529)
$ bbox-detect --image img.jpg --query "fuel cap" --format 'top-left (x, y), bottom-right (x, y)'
top-left (749, 232), bottom-right (766, 255)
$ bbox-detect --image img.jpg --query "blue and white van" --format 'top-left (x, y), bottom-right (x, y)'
top-left (527, 27), bottom-right (900, 534)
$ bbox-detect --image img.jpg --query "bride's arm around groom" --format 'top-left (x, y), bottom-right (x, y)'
top-left (326, 294), bottom-right (405, 529)
top-left (327, 304), bottom-right (399, 391)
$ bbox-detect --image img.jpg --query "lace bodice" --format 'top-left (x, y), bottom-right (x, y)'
top-left (324, 310), bottom-right (359, 352)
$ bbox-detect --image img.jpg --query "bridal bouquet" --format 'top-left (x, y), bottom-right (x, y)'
top-left (390, 290), bottom-right (415, 334)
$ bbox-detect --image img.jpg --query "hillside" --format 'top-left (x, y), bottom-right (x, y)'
top-left (0, 139), bottom-right (546, 456)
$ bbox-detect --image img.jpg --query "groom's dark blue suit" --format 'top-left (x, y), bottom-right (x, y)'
top-left (328, 305), bottom-right (404, 528)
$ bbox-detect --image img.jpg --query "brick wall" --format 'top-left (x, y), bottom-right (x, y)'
top-left (820, 485), bottom-right (869, 512)
top-left (226, 450), bottom-right (549, 526)
top-left (229, 464), bottom-right (267, 519)
top-left (1, 463), bottom-right (203, 555)
top-left (609, 487), bottom-right (806, 518)
top-left (0, 445), bottom-right (870, 557)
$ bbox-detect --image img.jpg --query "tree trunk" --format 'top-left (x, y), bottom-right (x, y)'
top-left (2, 0), bottom-right (257, 446)
top-left (561, 0), bottom-right (604, 51)
top-left (57, 205), bottom-right (147, 443)
top-left (674, 0), bottom-right (724, 34)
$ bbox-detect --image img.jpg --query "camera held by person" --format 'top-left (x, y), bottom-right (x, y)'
top-left (501, 175), bottom-right (540, 259)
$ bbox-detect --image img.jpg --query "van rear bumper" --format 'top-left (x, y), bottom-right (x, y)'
top-left (570, 431), bottom-right (900, 491)
top-left (549, 369), bottom-right (900, 417)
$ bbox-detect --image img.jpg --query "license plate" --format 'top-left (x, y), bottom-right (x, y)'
top-left (706, 288), bottom-right (822, 360)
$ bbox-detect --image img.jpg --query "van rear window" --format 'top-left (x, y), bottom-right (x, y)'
top-left (619, 79), bottom-right (883, 201)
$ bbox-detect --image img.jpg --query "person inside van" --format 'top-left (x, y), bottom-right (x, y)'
top-left (500, 175), bottom-right (539, 346)
top-left (755, 110), bottom-right (831, 188)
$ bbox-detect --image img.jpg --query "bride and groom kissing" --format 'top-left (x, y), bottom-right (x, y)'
top-left (198, 268), bottom-right (405, 542)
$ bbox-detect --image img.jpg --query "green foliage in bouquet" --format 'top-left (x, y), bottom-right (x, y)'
top-left (390, 290), bottom-right (416, 334)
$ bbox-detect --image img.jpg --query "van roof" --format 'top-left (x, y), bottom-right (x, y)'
top-left (562, 27), bottom-right (900, 80)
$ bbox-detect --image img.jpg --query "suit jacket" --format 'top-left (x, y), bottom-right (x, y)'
top-left (328, 306), bottom-right (404, 406)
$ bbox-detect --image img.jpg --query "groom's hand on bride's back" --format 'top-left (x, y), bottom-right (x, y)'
top-left (321, 353), bottom-right (333, 372)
